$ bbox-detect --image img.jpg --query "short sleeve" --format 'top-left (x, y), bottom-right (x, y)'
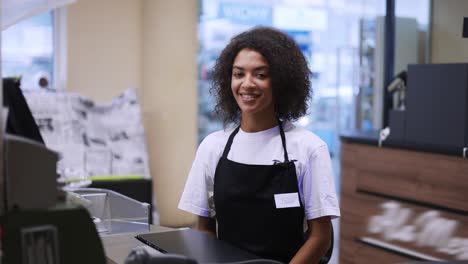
top-left (302, 144), bottom-right (341, 220)
top-left (178, 138), bottom-right (217, 217)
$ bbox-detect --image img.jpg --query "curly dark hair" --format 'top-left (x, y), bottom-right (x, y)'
top-left (211, 26), bottom-right (311, 125)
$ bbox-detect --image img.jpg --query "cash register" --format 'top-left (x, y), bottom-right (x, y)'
top-left (1, 78), bottom-right (106, 264)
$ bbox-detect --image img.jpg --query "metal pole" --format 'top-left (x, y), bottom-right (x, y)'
top-left (383, 0), bottom-right (395, 128)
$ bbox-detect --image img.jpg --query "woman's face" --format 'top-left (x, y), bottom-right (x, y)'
top-left (231, 48), bottom-right (274, 119)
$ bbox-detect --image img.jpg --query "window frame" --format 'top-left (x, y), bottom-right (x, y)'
top-left (53, 7), bottom-right (68, 91)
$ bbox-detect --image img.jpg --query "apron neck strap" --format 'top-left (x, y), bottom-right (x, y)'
top-left (221, 120), bottom-right (290, 163)
top-left (222, 125), bottom-right (241, 159)
top-left (278, 120), bottom-right (289, 162)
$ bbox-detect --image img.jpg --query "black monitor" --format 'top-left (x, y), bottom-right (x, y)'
top-left (3, 78), bottom-right (44, 144)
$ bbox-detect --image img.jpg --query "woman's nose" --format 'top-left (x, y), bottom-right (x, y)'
top-left (241, 75), bottom-right (255, 88)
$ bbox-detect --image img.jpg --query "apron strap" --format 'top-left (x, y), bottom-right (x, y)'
top-left (278, 119), bottom-right (289, 162)
top-left (221, 121), bottom-right (290, 163)
top-left (221, 125), bottom-right (241, 159)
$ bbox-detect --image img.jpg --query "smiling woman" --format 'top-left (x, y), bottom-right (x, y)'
top-left (179, 27), bottom-right (340, 264)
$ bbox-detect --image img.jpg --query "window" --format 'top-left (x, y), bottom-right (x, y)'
top-left (1, 10), bottom-right (55, 90)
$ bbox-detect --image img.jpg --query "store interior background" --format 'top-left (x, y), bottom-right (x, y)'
top-left (2, 0), bottom-right (468, 263)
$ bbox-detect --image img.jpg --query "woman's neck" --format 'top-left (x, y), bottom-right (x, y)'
top-left (240, 114), bottom-right (278, 132)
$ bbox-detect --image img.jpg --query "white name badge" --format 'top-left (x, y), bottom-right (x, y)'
top-left (274, 192), bottom-right (300, 209)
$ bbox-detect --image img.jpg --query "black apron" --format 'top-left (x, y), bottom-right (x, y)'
top-left (213, 121), bottom-right (305, 263)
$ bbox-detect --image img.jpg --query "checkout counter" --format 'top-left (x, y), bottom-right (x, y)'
top-left (339, 63), bottom-right (468, 263)
top-left (339, 131), bottom-right (468, 263)
top-left (102, 225), bottom-right (174, 264)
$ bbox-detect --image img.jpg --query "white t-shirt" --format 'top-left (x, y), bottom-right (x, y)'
top-left (178, 122), bottom-right (340, 220)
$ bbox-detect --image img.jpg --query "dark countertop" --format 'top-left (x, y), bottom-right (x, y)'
top-left (339, 130), bottom-right (380, 145)
top-left (340, 130), bottom-right (467, 158)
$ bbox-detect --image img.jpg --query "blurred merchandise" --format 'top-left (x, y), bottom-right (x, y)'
top-left (24, 89), bottom-right (151, 182)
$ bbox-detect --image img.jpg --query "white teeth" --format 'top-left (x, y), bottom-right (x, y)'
top-left (240, 93), bottom-right (258, 99)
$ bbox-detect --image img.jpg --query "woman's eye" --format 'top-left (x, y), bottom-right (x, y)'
top-left (256, 73), bottom-right (267, 79)
top-left (233, 72), bottom-right (243, 78)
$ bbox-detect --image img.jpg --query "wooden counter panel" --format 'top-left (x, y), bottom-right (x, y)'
top-left (340, 191), bottom-right (468, 262)
top-left (340, 142), bottom-right (468, 263)
top-left (344, 142), bottom-right (468, 212)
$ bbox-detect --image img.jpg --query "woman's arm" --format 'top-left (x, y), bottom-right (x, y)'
top-left (196, 215), bottom-right (217, 236)
top-left (290, 216), bottom-right (332, 264)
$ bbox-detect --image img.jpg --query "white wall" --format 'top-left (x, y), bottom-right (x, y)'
top-left (431, 0), bottom-right (468, 63)
top-left (67, 0), bottom-right (197, 227)
top-left (67, 0), bottom-right (143, 100)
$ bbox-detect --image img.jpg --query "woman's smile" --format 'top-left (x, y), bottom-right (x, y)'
top-left (231, 48), bottom-right (274, 119)
top-left (239, 92), bottom-right (261, 102)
